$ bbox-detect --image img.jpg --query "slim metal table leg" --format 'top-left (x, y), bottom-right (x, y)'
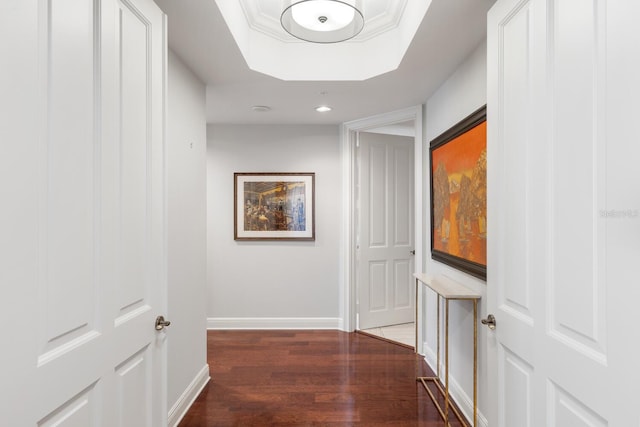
top-left (415, 278), bottom-right (419, 353)
top-left (473, 299), bottom-right (478, 427)
top-left (445, 298), bottom-right (449, 424)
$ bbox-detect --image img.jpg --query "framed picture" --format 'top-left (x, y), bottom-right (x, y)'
top-left (234, 172), bottom-right (315, 241)
top-left (430, 106), bottom-right (487, 280)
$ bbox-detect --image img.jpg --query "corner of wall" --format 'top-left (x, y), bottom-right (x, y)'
top-left (166, 49), bottom-right (208, 420)
top-left (168, 365), bottom-right (210, 427)
top-left (421, 39), bottom-right (489, 427)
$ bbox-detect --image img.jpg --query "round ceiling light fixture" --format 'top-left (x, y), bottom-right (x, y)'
top-left (281, 0), bottom-right (364, 43)
top-left (315, 105), bottom-right (332, 113)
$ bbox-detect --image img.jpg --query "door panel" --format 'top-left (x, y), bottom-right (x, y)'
top-left (497, 0), bottom-right (537, 328)
top-left (1, 0), bottom-right (167, 425)
top-left (393, 260), bottom-right (411, 308)
top-left (549, 0), bottom-right (607, 361)
top-left (393, 146), bottom-right (412, 245)
top-left (488, 0), bottom-right (640, 425)
top-left (549, 383), bottom-right (607, 427)
top-left (358, 132), bottom-right (414, 329)
top-left (368, 142), bottom-right (387, 247)
top-left (115, 0), bottom-right (154, 327)
top-left (501, 348), bottom-right (533, 427)
top-left (115, 347), bottom-right (153, 426)
top-left (36, 2), bottom-right (98, 384)
top-left (42, 0), bottom-right (97, 349)
top-left (38, 384), bottom-right (98, 427)
top-left (368, 262), bottom-right (387, 312)
top-left (35, 0), bottom-right (104, 421)
top-left (118, 0), bottom-right (152, 312)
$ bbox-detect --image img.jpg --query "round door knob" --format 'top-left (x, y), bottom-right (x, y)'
top-left (481, 314), bottom-right (496, 330)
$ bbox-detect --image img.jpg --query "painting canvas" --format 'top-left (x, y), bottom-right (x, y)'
top-left (234, 173), bottom-right (315, 241)
top-left (430, 106), bottom-right (487, 279)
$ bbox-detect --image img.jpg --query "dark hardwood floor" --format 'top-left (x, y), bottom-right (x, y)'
top-left (179, 330), bottom-right (465, 426)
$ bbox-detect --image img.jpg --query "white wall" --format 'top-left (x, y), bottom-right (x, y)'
top-left (423, 40), bottom-right (488, 424)
top-left (167, 50), bottom-right (209, 426)
top-left (207, 124), bottom-right (342, 329)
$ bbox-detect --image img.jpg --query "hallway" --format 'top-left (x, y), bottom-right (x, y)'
top-left (179, 330), bottom-right (464, 426)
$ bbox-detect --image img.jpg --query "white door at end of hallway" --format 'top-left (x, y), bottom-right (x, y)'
top-left (357, 132), bottom-right (415, 330)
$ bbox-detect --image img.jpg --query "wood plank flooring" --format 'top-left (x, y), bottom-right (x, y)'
top-left (179, 330), bottom-right (465, 426)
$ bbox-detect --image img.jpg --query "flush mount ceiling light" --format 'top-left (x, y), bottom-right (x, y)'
top-left (315, 105), bottom-right (332, 112)
top-left (281, 0), bottom-right (364, 43)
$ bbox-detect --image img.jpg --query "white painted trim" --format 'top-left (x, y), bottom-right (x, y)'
top-left (365, 124), bottom-right (415, 137)
top-left (446, 369), bottom-right (489, 427)
top-left (422, 341), bottom-right (438, 372)
top-left (207, 317), bottom-right (343, 330)
top-left (168, 364), bottom-right (210, 427)
top-left (340, 105), bottom-right (424, 332)
top-left (339, 122), bottom-right (357, 332)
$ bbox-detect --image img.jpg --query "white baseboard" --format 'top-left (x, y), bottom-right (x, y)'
top-left (421, 343), bottom-right (488, 427)
top-left (446, 371), bottom-right (489, 427)
top-left (168, 364), bottom-right (210, 427)
top-left (422, 340), bottom-right (438, 371)
top-left (207, 317), bottom-right (343, 330)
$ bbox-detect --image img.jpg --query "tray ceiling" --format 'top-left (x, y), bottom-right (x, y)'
top-left (216, 0), bottom-right (429, 80)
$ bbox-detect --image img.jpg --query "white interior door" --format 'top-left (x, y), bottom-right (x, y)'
top-left (357, 132), bottom-right (415, 330)
top-left (487, 0), bottom-right (640, 425)
top-left (0, 0), bottom-right (167, 425)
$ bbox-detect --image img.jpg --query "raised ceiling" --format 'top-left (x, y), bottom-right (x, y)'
top-left (240, 0), bottom-right (408, 42)
top-left (216, 0), bottom-right (426, 80)
top-left (153, 0), bottom-right (496, 124)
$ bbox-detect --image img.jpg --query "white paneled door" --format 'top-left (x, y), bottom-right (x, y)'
top-left (0, 0), bottom-right (167, 425)
top-left (357, 132), bottom-right (415, 330)
top-left (487, 0), bottom-right (640, 425)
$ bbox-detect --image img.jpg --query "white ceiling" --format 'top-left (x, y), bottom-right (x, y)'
top-left (153, 0), bottom-right (496, 125)
top-left (215, 0), bottom-right (427, 81)
top-left (237, 0), bottom-right (410, 43)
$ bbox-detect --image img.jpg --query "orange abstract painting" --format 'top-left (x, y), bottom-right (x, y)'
top-left (430, 107), bottom-right (486, 279)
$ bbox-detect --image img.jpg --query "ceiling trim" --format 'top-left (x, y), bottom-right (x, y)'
top-left (239, 0), bottom-right (410, 43)
top-left (216, 0), bottom-right (431, 81)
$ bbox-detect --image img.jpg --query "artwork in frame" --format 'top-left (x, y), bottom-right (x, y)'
top-left (234, 172), bottom-right (315, 241)
top-left (430, 105), bottom-right (487, 280)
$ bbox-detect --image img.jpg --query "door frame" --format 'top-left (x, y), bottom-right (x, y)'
top-left (340, 105), bottom-right (424, 332)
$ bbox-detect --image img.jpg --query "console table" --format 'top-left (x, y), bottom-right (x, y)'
top-left (414, 273), bottom-right (481, 427)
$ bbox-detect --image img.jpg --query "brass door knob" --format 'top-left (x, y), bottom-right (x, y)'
top-left (481, 314), bottom-right (496, 330)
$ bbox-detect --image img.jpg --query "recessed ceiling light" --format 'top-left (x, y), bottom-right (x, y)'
top-left (251, 105), bottom-right (271, 112)
top-left (315, 105), bottom-right (332, 113)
